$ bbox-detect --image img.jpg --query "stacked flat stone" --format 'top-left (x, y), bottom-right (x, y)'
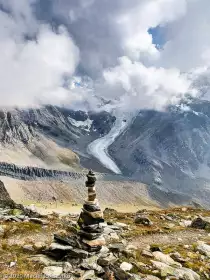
top-left (78, 170), bottom-right (105, 252)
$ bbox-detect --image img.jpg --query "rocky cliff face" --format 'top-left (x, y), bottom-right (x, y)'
top-left (109, 99), bottom-right (210, 206)
top-left (0, 106), bottom-right (116, 146)
top-left (0, 106), bottom-right (116, 172)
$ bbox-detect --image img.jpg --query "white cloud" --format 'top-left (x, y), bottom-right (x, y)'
top-left (0, 1), bottom-right (79, 108)
top-left (97, 56), bottom-right (193, 110)
top-left (116, 0), bottom-right (187, 60)
top-left (159, 0), bottom-right (210, 71)
top-left (51, 0), bottom-right (197, 110)
top-left (0, 0), bottom-right (210, 110)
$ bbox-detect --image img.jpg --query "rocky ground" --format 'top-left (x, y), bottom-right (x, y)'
top-left (0, 204), bottom-right (210, 280)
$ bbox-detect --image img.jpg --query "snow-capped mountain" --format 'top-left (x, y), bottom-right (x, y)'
top-left (109, 99), bottom-right (210, 207)
top-left (1, 99), bottom-right (210, 206)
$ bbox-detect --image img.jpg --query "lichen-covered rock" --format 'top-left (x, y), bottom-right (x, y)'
top-left (80, 256), bottom-right (104, 274)
top-left (174, 267), bottom-right (200, 280)
top-left (197, 241), bottom-right (210, 257)
top-left (151, 261), bottom-right (176, 277)
top-left (153, 252), bottom-right (182, 268)
top-left (151, 260), bottom-right (200, 280)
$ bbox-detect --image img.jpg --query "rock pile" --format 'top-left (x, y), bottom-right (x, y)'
top-left (77, 170), bottom-right (105, 252)
top-left (40, 171), bottom-right (144, 279)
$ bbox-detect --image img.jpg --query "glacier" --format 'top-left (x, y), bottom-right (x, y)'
top-left (87, 111), bottom-right (136, 174)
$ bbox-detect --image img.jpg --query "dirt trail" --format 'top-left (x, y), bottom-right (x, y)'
top-left (130, 229), bottom-right (210, 249)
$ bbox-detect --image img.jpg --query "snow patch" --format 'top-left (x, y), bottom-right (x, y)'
top-left (68, 117), bottom-right (93, 132)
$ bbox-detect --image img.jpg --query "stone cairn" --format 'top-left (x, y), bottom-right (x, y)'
top-left (43, 170), bottom-right (106, 261)
top-left (78, 170), bottom-right (105, 252)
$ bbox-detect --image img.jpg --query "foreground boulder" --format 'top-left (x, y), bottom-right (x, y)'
top-left (152, 251), bottom-right (182, 268)
top-left (134, 215), bottom-right (153, 226)
top-left (197, 241), bottom-right (210, 257)
top-left (191, 217), bottom-right (210, 229)
top-left (151, 260), bottom-right (200, 279)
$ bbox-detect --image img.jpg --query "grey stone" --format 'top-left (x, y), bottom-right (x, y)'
top-left (49, 243), bottom-right (73, 251)
top-left (81, 224), bottom-right (103, 234)
top-left (98, 246), bottom-right (109, 257)
top-left (151, 261), bottom-right (200, 280)
top-left (142, 249), bottom-right (153, 258)
top-left (103, 227), bottom-right (116, 235)
top-left (28, 254), bottom-right (64, 266)
top-left (179, 220), bottom-right (192, 227)
top-left (63, 262), bottom-right (73, 273)
top-left (67, 248), bottom-right (89, 259)
top-left (151, 261), bottom-right (176, 277)
top-left (83, 203), bottom-right (101, 212)
top-left (105, 232), bottom-right (120, 242)
top-left (197, 241), bottom-right (210, 257)
top-left (78, 230), bottom-right (101, 240)
top-left (80, 256), bottom-right (104, 274)
top-left (42, 266), bottom-right (63, 278)
top-left (46, 243), bottom-right (88, 260)
top-left (174, 268), bottom-right (200, 280)
top-left (110, 264), bottom-right (133, 280)
top-left (134, 215), bottom-right (153, 226)
top-left (97, 253), bottom-right (117, 266)
top-left (124, 244), bottom-right (138, 257)
top-left (23, 244), bottom-right (34, 252)
top-left (109, 243), bottom-right (125, 253)
top-left (120, 262), bottom-right (133, 271)
top-left (153, 252), bottom-right (182, 268)
top-left (170, 252), bottom-right (187, 263)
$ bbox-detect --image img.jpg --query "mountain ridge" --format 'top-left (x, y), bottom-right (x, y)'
top-left (0, 100), bottom-right (210, 207)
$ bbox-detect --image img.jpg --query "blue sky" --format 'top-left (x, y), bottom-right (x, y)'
top-left (148, 26), bottom-right (166, 50)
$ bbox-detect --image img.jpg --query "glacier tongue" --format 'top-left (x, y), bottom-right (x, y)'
top-left (87, 111), bottom-right (136, 174)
